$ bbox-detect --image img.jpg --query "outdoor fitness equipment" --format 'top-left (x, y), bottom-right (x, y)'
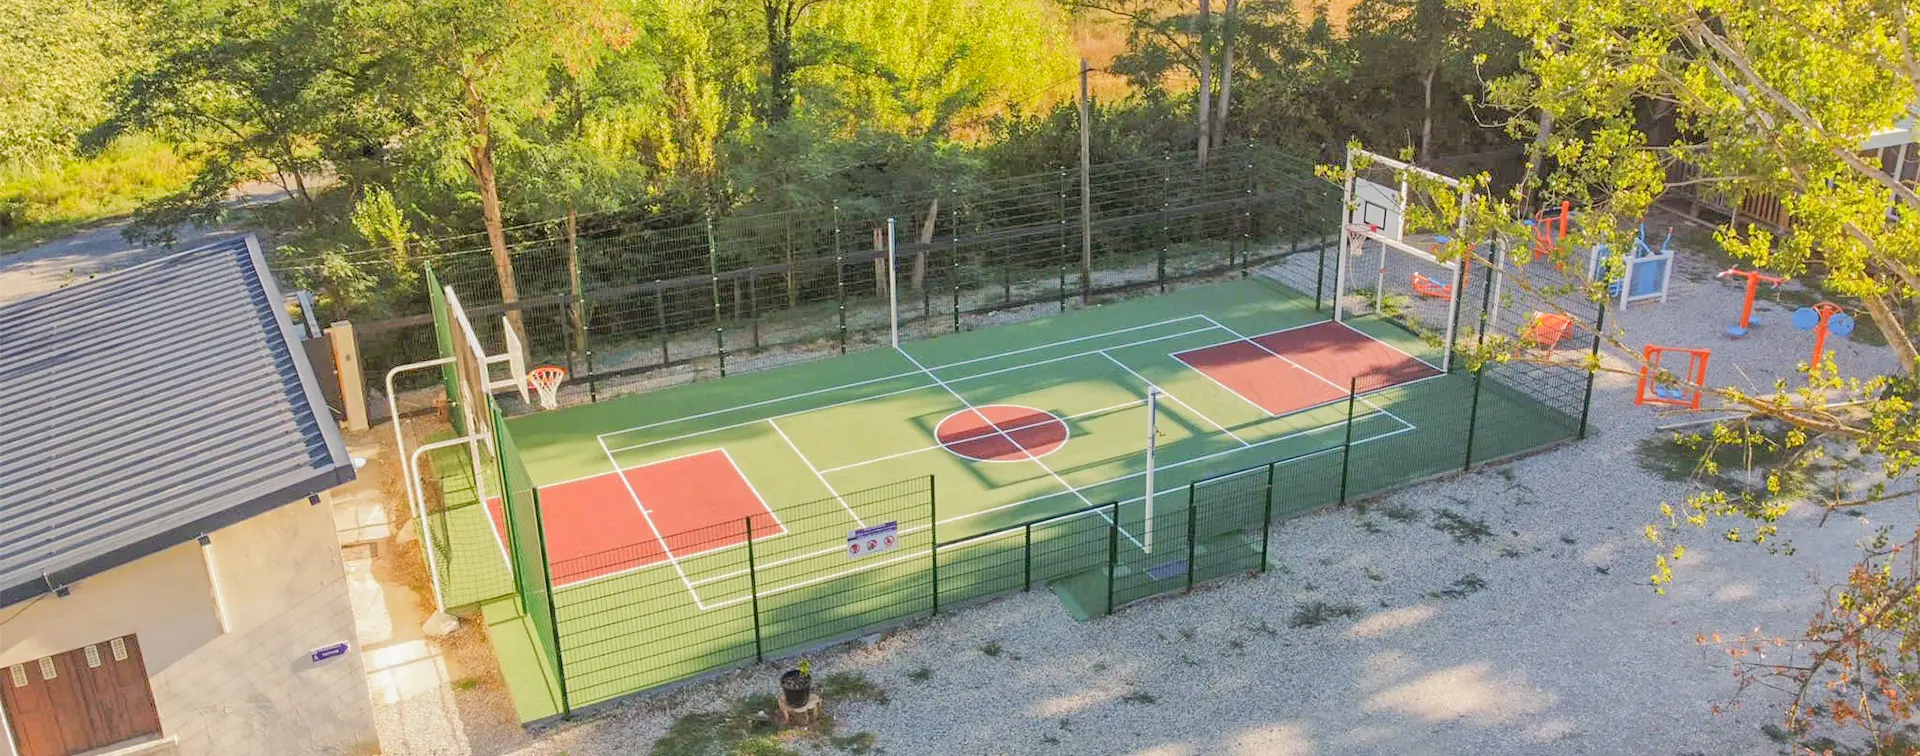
top-left (1717, 267), bottom-right (1789, 338)
top-left (1791, 302), bottom-right (1856, 368)
top-left (1588, 225), bottom-right (1674, 308)
top-left (527, 365), bottom-right (568, 410)
top-left (1521, 200), bottom-right (1572, 266)
top-left (1636, 344), bottom-right (1711, 409)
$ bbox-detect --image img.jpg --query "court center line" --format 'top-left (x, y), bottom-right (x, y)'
top-left (1095, 351), bottom-right (1250, 447)
top-left (602, 324), bottom-right (1226, 456)
top-left (1199, 315), bottom-right (1416, 432)
top-left (895, 345), bottom-right (1148, 553)
top-left (767, 418), bottom-right (867, 528)
top-left (815, 398), bottom-right (1145, 475)
top-left (688, 417), bottom-right (1421, 594)
top-left (595, 435), bottom-right (711, 609)
top-left (596, 314), bottom-right (1213, 445)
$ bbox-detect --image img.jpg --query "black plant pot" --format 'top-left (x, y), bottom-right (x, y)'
top-left (779, 670), bottom-right (812, 707)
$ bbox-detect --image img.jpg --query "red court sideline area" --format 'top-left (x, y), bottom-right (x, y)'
top-left (487, 449), bottom-right (783, 587)
top-left (1174, 321), bottom-right (1441, 415)
top-left (1254, 321), bottom-right (1441, 393)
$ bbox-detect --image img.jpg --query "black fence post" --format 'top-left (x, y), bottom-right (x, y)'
top-left (1339, 376), bottom-right (1358, 505)
top-left (1311, 237), bottom-right (1324, 311)
top-left (749, 266), bottom-right (761, 350)
top-left (1260, 463), bottom-right (1275, 573)
top-left (950, 188), bottom-right (962, 332)
top-left (1463, 364), bottom-right (1485, 470)
top-left (1184, 483), bottom-right (1199, 593)
top-left (654, 281), bottom-right (668, 365)
top-left (1105, 502), bottom-right (1120, 616)
top-left (930, 477), bottom-right (940, 616)
top-left (585, 349), bottom-right (598, 403)
top-left (1578, 304), bottom-right (1607, 439)
top-left (1058, 167), bottom-right (1069, 311)
top-left (1022, 523), bottom-right (1033, 591)
top-left (745, 516), bottom-right (763, 662)
top-left (1241, 147), bottom-right (1255, 278)
top-left (707, 216), bottom-right (725, 377)
top-left (835, 204), bottom-right (848, 355)
top-left (1159, 152), bottom-right (1170, 294)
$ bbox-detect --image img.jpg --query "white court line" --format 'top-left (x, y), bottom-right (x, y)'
top-left (818, 398), bottom-right (1143, 474)
top-left (1096, 351), bottom-right (1250, 447)
top-left (1200, 315), bottom-right (1416, 432)
top-left (768, 418), bottom-right (866, 528)
top-left (689, 412), bottom-right (1422, 592)
top-left (603, 324), bottom-right (1225, 456)
top-left (597, 314), bottom-right (1213, 445)
top-left (596, 435), bottom-right (711, 608)
top-left (895, 345), bottom-right (1148, 553)
top-left (1329, 317), bottom-right (1445, 373)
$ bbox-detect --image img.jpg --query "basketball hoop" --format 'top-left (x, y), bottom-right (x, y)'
top-left (526, 365), bottom-right (567, 410)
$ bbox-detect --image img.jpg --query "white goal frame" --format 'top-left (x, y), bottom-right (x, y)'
top-left (1333, 147), bottom-right (1475, 373)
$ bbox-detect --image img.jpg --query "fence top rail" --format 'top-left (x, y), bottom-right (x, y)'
top-left (935, 499), bottom-right (1124, 551)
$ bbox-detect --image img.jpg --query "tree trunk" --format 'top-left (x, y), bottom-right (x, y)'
top-left (765, 1), bottom-right (796, 123)
top-left (1420, 65), bottom-right (1437, 161)
top-left (463, 75), bottom-right (524, 337)
top-left (914, 199), bottom-right (938, 291)
top-left (1861, 290), bottom-right (1920, 377)
top-left (1195, 0), bottom-right (1213, 166)
top-left (1212, 0), bottom-right (1238, 150)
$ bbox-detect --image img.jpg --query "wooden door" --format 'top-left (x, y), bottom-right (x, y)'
top-left (2, 635), bottom-right (160, 756)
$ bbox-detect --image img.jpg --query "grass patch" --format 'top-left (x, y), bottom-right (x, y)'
top-left (1363, 566), bottom-right (1386, 582)
top-left (1634, 421), bottom-right (1812, 498)
top-left (0, 135), bottom-right (198, 254)
top-left (820, 672), bottom-right (889, 705)
top-left (1381, 502), bottom-right (1423, 523)
top-left (1120, 691), bottom-right (1158, 705)
top-left (979, 641), bottom-right (1002, 657)
top-left (1430, 509), bottom-right (1493, 544)
top-left (906, 666), bottom-right (932, 683)
top-left (826, 732), bottom-right (879, 755)
top-left (1429, 573), bottom-right (1487, 600)
top-left (652, 694), bottom-right (791, 756)
top-left (450, 676), bottom-right (483, 691)
top-left (1289, 600), bottom-right (1361, 628)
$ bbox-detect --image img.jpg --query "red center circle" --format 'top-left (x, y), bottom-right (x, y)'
top-left (935, 405), bottom-right (1069, 462)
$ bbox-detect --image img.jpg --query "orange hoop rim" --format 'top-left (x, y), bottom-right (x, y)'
top-left (527, 365), bottom-right (568, 389)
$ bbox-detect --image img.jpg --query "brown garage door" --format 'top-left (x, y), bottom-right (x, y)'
top-left (2, 635), bottom-right (161, 756)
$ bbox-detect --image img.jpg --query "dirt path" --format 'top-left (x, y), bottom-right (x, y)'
top-left (0, 181), bottom-right (292, 304)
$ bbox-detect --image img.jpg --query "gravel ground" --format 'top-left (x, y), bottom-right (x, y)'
top-left (389, 223), bottom-right (1914, 755)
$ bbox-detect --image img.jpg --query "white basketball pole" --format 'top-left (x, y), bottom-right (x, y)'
top-left (1143, 386), bottom-right (1159, 554)
top-left (887, 217), bottom-right (900, 349)
top-left (1334, 148), bottom-right (1355, 324)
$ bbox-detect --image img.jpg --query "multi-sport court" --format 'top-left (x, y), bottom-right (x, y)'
top-left (496, 280), bottom-right (1437, 594)
top-left (440, 274), bottom-right (1587, 717)
top-left (417, 149), bottom-right (1595, 719)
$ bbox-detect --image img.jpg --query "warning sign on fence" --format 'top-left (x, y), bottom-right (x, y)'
top-left (846, 521), bottom-right (899, 559)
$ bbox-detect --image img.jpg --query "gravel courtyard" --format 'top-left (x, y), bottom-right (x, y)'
top-left (384, 229), bottom-right (1913, 756)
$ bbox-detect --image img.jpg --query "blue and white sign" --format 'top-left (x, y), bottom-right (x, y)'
top-left (847, 521), bottom-right (899, 559)
top-left (309, 642), bottom-right (350, 663)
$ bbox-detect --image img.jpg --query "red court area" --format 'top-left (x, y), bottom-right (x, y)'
top-left (1175, 321), bottom-right (1442, 415)
top-left (486, 449), bottom-right (782, 586)
top-left (935, 405), bottom-right (1068, 462)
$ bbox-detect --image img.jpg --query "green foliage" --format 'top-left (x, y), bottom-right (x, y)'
top-left (0, 0), bottom-right (142, 166)
top-left (1288, 600), bottom-right (1360, 628)
top-left (0, 135), bottom-right (195, 247)
top-left (818, 671), bottom-right (888, 705)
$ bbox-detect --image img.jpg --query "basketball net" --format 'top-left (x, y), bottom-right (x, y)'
top-left (527, 366), bottom-right (567, 410)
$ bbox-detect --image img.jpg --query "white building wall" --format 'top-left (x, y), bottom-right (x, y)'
top-left (0, 496), bottom-right (376, 756)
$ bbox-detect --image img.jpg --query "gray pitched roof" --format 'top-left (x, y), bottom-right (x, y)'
top-left (0, 235), bottom-right (354, 608)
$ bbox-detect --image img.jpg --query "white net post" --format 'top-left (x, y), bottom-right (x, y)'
top-left (1143, 386), bottom-right (1159, 554)
top-left (887, 217), bottom-right (900, 349)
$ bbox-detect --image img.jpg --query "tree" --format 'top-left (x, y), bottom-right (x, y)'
top-left (1447, 0), bottom-right (1920, 748)
top-left (761, 0), bottom-right (834, 124)
top-left (346, 0), bottom-right (633, 333)
top-left (0, 0), bottom-right (140, 167)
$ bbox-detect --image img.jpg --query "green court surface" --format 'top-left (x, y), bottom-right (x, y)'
top-left (444, 275), bottom-right (1582, 721)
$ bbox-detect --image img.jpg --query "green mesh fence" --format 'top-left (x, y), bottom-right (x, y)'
top-left (491, 401), bottom-right (564, 701)
top-left (425, 264), bottom-right (463, 434)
